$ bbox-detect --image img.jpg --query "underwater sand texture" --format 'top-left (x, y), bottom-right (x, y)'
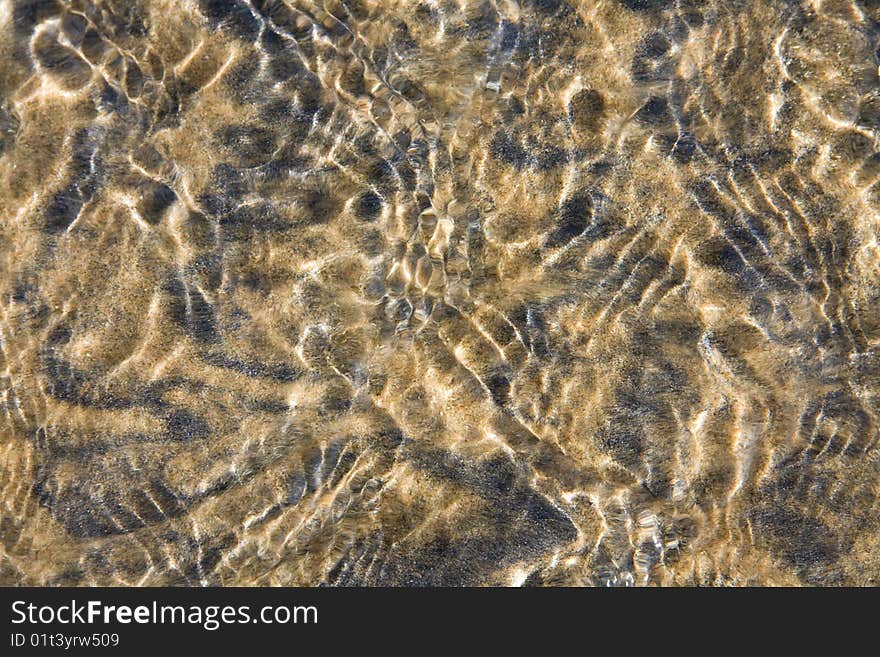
top-left (2, 0), bottom-right (880, 587)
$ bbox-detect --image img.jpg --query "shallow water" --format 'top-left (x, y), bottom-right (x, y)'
top-left (1, 0), bottom-right (879, 586)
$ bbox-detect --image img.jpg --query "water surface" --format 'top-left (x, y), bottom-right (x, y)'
top-left (1, 0), bottom-right (879, 586)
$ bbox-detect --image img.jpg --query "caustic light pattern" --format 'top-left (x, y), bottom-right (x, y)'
top-left (2, 0), bottom-right (880, 586)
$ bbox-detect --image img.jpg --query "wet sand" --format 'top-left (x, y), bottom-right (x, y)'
top-left (1, 0), bottom-right (880, 586)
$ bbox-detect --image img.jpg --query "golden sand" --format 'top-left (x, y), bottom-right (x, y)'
top-left (1, 0), bottom-right (879, 585)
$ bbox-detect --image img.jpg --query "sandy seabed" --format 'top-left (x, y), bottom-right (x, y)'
top-left (1, 0), bottom-right (880, 586)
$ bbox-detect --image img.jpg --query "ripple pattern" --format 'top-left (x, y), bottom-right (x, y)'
top-left (1, 0), bottom-right (880, 586)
